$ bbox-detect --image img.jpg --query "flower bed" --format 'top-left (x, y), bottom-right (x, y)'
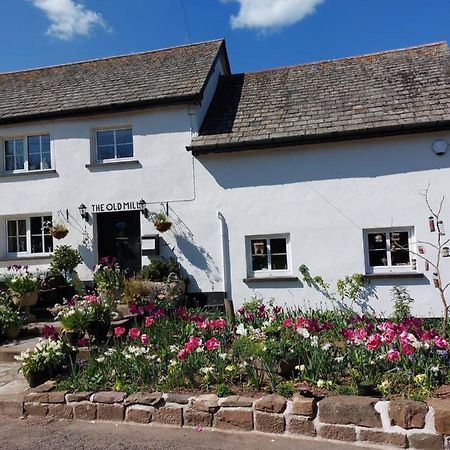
top-left (15, 297), bottom-right (449, 401)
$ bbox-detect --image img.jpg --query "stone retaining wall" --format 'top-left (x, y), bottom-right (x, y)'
top-left (17, 384), bottom-right (450, 449)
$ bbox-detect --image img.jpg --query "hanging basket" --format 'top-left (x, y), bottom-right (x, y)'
top-left (154, 221), bottom-right (172, 232)
top-left (50, 228), bottom-right (69, 240)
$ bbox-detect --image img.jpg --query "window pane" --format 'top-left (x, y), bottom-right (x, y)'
top-left (369, 250), bottom-right (388, 267)
top-left (391, 231), bottom-right (410, 266)
top-left (97, 130), bottom-right (114, 146)
top-left (44, 235), bottom-right (53, 253)
top-left (27, 136), bottom-right (41, 154)
top-left (18, 219), bottom-right (26, 236)
top-left (43, 216), bottom-right (52, 230)
top-left (30, 217), bottom-right (42, 235)
top-left (41, 134), bottom-right (50, 150)
top-left (5, 140), bottom-right (14, 157)
top-left (14, 140), bottom-right (24, 157)
top-left (18, 236), bottom-right (27, 252)
top-left (270, 238), bottom-right (286, 254)
top-left (252, 255), bottom-right (268, 271)
top-left (15, 154), bottom-right (24, 170)
top-left (368, 233), bottom-right (387, 250)
top-left (28, 152), bottom-right (41, 170)
top-left (7, 237), bottom-right (17, 253)
top-left (5, 155), bottom-right (15, 171)
top-left (271, 254), bottom-right (288, 270)
top-left (116, 143), bottom-right (133, 158)
top-left (251, 239), bottom-right (266, 256)
top-left (98, 145), bottom-right (115, 160)
top-left (7, 220), bottom-right (16, 237)
top-left (31, 235), bottom-right (43, 253)
top-left (116, 129), bottom-right (132, 144)
top-left (42, 151), bottom-right (51, 169)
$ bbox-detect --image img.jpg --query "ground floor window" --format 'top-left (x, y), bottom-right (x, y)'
top-left (6, 215), bottom-right (53, 255)
top-left (364, 227), bottom-right (414, 273)
top-left (246, 234), bottom-right (290, 277)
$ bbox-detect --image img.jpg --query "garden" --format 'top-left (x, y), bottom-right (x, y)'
top-left (2, 252), bottom-right (448, 401)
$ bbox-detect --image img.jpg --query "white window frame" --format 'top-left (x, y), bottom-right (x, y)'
top-left (5, 215), bottom-right (53, 257)
top-left (95, 127), bottom-right (134, 162)
top-left (363, 227), bottom-right (416, 274)
top-left (3, 134), bottom-right (52, 174)
top-left (245, 233), bottom-right (291, 278)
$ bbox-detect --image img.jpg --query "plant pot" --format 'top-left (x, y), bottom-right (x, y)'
top-left (86, 321), bottom-right (110, 344)
top-left (12, 291), bottom-right (39, 309)
top-left (357, 382), bottom-right (376, 396)
top-left (64, 331), bottom-right (83, 346)
top-left (154, 221), bottom-right (172, 232)
top-left (5, 325), bottom-right (21, 340)
top-left (51, 229), bottom-right (69, 240)
top-left (25, 370), bottom-right (50, 388)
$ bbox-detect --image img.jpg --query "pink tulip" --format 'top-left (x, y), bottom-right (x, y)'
top-left (144, 317), bottom-right (155, 328)
top-left (141, 334), bottom-right (149, 344)
top-left (128, 327), bottom-right (141, 339)
top-left (365, 333), bottom-right (382, 350)
top-left (434, 336), bottom-right (449, 349)
top-left (114, 326), bottom-right (126, 337)
top-left (386, 349), bottom-right (400, 362)
top-left (205, 337), bottom-right (220, 351)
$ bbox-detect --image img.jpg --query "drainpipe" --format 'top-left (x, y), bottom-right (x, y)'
top-left (217, 212), bottom-right (235, 321)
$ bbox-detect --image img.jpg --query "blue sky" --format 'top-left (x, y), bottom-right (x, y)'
top-left (2, 0), bottom-right (450, 74)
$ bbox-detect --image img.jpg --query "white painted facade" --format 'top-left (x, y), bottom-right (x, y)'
top-left (1, 55), bottom-right (449, 317)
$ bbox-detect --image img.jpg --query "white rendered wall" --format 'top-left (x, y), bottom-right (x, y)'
top-left (1, 104), bottom-right (450, 317)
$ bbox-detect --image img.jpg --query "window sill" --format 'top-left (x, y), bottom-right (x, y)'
top-left (0, 169), bottom-right (57, 179)
top-left (243, 276), bottom-right (299, 283)
top-left (85, 160), bottom-right (141, 171)
top-left (1, 254), bottom-right (51, 262)
top-left (364, 272), bottom-right (424, 279)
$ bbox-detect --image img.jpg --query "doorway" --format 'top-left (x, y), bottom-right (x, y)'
top-left (97, 211), bottom-right (141, 275)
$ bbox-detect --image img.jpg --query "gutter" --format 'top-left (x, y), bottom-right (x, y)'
top-left (187, 120), bottom-right (450, 156)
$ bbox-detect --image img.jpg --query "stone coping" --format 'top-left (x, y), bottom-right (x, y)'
top-left (9, 384), bottom-right (450, 449)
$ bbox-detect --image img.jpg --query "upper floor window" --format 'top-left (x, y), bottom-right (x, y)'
top-left (4, 134), bottom-right (51, 173)
top-left (6, 216), bottom-right (53, 255)
top-left (96, 128), bottom-right (133, 162)
top-left (246, 234), bottom-right (290, 277)
top-left (364, 227), bottom-right (414, 274)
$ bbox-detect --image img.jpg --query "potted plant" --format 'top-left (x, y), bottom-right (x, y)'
top-left (152, 212), bottom-right (172, 232)
top-left (14, 338), bottom-right (70, 388)
top-left (48, 221), bottom-right (69, 240)
top-left (53, 300), bottom-right (86, 346)
top-left (2, 265), bottom-right (43, 320)
top-left (93, 257), bottom-right (124, 308)
top-left (0, 304), bottom-right (24, 340)
top-left (82, 295), bottom-right (113, 344)
top-left (50, 245), bottom-right (83, 285)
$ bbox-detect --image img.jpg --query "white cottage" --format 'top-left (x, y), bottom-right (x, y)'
top-left (0, 39), bottom-right (449, 317)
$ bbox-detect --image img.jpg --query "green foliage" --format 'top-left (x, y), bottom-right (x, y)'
top-left (2, 267), bottom-right (43, 295)
top-left (276, 381), bottom-right (294, 398)
top-left (0, 303), bottom-right (24, 333)
top-left (390, 286), bottom-right (414, 322)
top-left (140, 258), bottom-right (182, 282)
top-left (50, 245), bottom-right (83, 277)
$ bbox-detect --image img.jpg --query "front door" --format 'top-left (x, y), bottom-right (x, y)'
top-left (97, 211), bottom-right (141, 275)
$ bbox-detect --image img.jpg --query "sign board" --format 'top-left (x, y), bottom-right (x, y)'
top-left (91, 201), bottom-right (141, 213)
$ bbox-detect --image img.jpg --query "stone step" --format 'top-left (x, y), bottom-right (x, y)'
top-left (0, 338), bottom-right (40, 363)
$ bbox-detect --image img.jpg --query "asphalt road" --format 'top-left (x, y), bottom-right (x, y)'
top-left (0, 415), bottom-right (377, 450)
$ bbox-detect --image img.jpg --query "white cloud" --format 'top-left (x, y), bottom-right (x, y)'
top-left (227, 0), bottom-right (324, 31)
top-left (30, 0), bottom-right (109, 40)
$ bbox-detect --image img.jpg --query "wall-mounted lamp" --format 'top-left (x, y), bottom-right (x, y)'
top-left (138, 198), bottom-right (149, 218)
top-left (79, 203), bottom-right (89, 222)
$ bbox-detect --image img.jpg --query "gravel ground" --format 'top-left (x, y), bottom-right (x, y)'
top-left (0, 415), bottom-right (376, 450)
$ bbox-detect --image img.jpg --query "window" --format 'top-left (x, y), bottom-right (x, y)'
top-left (6, 216), bottom-right (53, 255)
top-left (364, 228), bottom-right (414, 274)
top-left (246, 234), bottom-right (290, 277)
top-left (96, 128), bottom-right (133, 161)
top-left (4, 134), bottom-right (51, 173)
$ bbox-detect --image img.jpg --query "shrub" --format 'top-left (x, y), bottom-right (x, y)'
top-left (140, 258), bottom-right (182, 282)
top-left (50, 245), bottom-right (83, 278)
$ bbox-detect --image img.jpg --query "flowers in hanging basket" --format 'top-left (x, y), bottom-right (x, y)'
top-left (152, 212), bottom-right (172, 232)
top-left (47, 221), bottom-right (69, 240)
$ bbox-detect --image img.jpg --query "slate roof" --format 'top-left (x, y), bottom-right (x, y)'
top-left (189, 42), bottom-right (450, 154)
top-left (0, 39), bottom-right (227, 124)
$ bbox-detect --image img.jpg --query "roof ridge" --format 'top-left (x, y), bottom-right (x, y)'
top-left (0, 38), bottom-right (225, 77)
top-left (229, 41), bottom-right (448, 77)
